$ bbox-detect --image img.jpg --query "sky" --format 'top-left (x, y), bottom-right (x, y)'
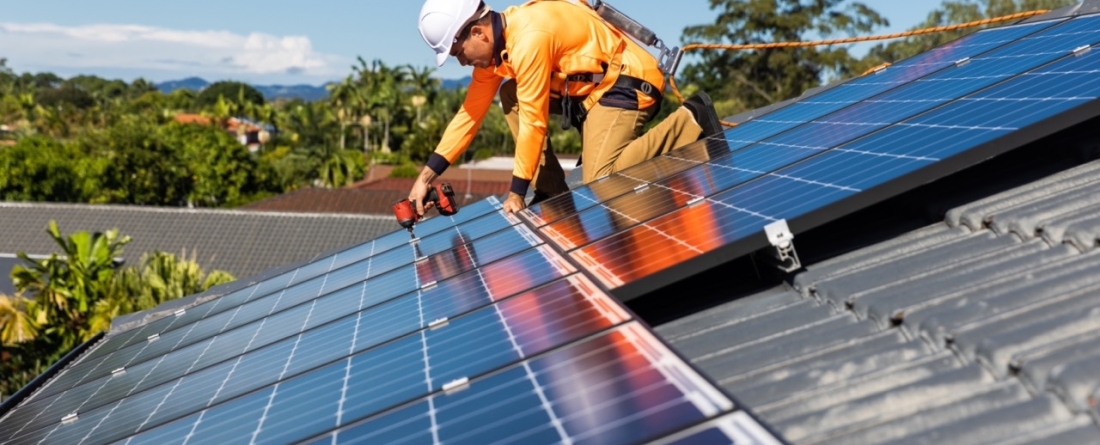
top-left (0, 0), bottom-right (945, 86)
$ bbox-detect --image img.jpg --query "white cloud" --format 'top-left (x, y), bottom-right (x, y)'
top-left (0, 22), bottom-right (347, 81)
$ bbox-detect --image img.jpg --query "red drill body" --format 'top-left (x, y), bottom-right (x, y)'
top-left (392, 183), bottom-right (459, 238)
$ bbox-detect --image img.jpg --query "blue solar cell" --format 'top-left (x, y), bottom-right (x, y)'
top-left (524, 142), bottom-right (715, 226)
top-left (103, 275), bottom-right (627, 445)
top-left (0, 242), bottom-right (588, 442)
top-left (570, 16), bottom-right (1100, 293)
top-left (528, 19), bottom-right (1097, 256)
top-left (721, 18), bottom-right (1061, 151)
top-left (540, 152), bottom-right (775, 250)
top-left (522, 19), bottom-right (1062, 231)
top-left (312, 323), bottom-right (731, 445)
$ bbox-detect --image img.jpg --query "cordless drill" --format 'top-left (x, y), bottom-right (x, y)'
top-left (392, 183), bottom-right (459, 239)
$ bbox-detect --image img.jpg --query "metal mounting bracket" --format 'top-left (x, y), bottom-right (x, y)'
top-left (760, 219), bottom-right (801, 273)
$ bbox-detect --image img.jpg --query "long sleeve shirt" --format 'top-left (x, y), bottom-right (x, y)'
top-left (425, 0), bottom-right (665, 196)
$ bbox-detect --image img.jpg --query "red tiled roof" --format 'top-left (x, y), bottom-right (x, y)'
top-left (241, 187), bottom-right (500, 216)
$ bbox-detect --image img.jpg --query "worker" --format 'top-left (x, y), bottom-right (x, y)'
top-left (409, 0), bottom-right (724, 214)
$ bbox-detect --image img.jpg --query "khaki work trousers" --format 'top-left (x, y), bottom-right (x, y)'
top-left (499, 79), bottom-right (703, 197)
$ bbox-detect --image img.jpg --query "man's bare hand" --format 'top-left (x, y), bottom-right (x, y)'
top-left (502, 192), bottom-right (526, 213)
top-left (409, 167), bottom-right (439, 216)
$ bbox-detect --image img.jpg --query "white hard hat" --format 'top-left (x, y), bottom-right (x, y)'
top-left (418, 0), bottom-right (484, 67)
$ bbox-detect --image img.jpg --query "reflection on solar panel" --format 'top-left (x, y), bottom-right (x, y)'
top-left (0, 197), bottom-right (779, 445)
top-left (523, 13), bottom-right (1100, 300)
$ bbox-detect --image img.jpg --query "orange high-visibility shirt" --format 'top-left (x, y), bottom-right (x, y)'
top-left (426, 0), bottom-right (665, 195)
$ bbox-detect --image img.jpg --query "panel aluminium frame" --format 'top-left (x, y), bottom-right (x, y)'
top-left (573, 39), bottom-right (1100, 301)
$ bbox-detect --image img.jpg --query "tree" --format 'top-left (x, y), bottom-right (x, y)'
top-left (680, 0), bottom-right (888, 111)
top-left (0, 136), bottom-right (89, 202)
top-left (319, 149), bottom-right (366, 188)
top-left (195, 80), bottom-right (265, 109)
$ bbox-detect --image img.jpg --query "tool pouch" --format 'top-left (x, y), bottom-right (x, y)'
top-left (560, 94), bottom-right (588, 130)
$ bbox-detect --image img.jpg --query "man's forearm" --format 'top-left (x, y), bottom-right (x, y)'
top-left (418, 166), bottom-right (439, 184)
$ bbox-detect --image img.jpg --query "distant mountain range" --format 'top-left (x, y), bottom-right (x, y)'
top-left (156, 76), bottom-right (474, 102)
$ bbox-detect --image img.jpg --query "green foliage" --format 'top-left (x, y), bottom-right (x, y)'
top-left (195, 80), bottom-right (265, 109)
top-left (320, 150), bottom-right (366, 188)
top-left (0, 136), bottom-right (91, 202)
top-left (0, 223), bottom-right (234, 396)
top-left (680, 0), bottom-right (889, 112)
top-left (389, 163), bottom-right (420, 178)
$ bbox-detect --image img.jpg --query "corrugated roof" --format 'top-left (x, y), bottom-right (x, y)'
top-left (0, 202), bottom-right (394, 280)
top-left (657, 159), bottom-right (1100, 444)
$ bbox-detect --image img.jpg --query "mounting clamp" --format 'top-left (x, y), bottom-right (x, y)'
top-left (760, 219), bottom-right (801, 273)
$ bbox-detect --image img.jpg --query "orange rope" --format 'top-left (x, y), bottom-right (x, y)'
top-left (669, 10), bottom-right (1050, 127)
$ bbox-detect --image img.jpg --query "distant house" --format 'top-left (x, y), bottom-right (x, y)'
top-left (0, 124), bottom-right (14, 146)
top-left (173, 114), bottom-right (272, 152)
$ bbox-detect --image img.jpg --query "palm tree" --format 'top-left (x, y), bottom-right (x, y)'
top-left (11, 221), bottom-right (130, 345)
top-left (0, 294), bottom-right (37, 346)
top-left (327, 75), bottom-right (360, 150)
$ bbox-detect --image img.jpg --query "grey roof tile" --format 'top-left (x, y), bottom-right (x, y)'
top-left (883, 394), bottom-right (1077, 445)
top-left (944, 274), bottom-right (1100, 372)
top-left (793, 225), bottom-right (970, 295)
top-left (663, 299), bottom-right (838, 360)
top-left (697, 316), bottom-right (877, 384)
top-left (860, 241), bottom-right (1073, 328)
top-left (773, 365), bottom-right (995, 443)
top-left (812, 232), bottom-right (1021, 310)
top-left (904, 250), bottom-right (1100, 347)
top-left (1015, 330), bottom-right (1100, 393)
top-left (945, 160), bottom-right (1100, 231)
top-left (988, 182), bottom-right (1100, 239)
top-left (754, 352), bottom-right (962, 423)
top-left (998, 416), bottom-right (1099, 445)
top-left (1059, 214), bottom-right (1100, 252)
top-left (1047, 353), bottom-right (1100, 413)
top-left (1035, 202), bottom-right (1100, 245)
top-left (818, 380), bottom-right (1032, 445)
top-left (0, 202), bottom-right (394, 279)
top-left (728, 331), bottom-right (925, 407)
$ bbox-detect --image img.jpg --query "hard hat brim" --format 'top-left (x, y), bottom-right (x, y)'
top-left (435, 51), bottom-right (449, 67)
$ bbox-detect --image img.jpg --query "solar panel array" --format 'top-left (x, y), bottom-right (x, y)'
top-left (6, 10), bottom-right (1100, 445)
top-left (522, 12), bottom-right (1100, 299)
top-left (0, 198), bottom-right (779, 445)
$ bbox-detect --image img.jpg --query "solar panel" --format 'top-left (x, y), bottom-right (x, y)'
top-left (518, 13), bottom-right (1100, 300)
top-left (0, 201), bottom-right (775, 444)
top-left (523, 16), bottom-right (1066, 228)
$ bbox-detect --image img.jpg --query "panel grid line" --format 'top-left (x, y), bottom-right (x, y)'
top-left (248, 296), bottom-right (322, 444)
top-left (574, 192), bottom-right (703, 254)
top-left (411, 239), bottom-right (442, 445)
top-left (335, 244), bottom-right (374, 432)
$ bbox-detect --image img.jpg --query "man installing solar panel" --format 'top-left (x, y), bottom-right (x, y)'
top-left (408, 0), bottom-right (724, 215)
